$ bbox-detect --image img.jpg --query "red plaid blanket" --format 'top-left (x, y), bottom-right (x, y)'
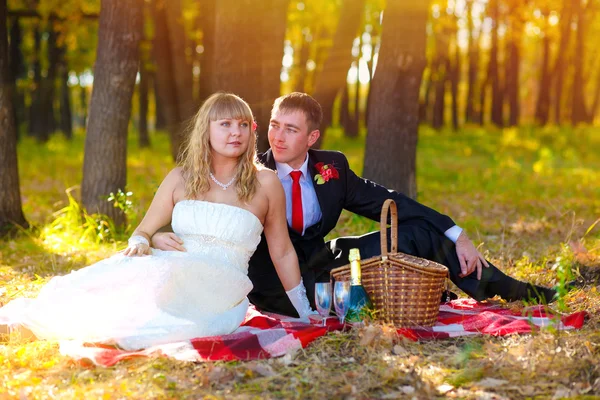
top-left (60, 299), bottom-right (587, 367)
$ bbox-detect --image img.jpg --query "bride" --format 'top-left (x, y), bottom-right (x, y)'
top-left (0, 93), bottom-right (314, 350)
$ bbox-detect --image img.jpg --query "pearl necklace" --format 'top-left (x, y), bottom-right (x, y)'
top-left (209, 172), bottom-right (236, 190)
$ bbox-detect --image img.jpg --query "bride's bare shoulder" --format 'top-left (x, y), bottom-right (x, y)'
top-left (158, 167), bottom-right (186, 190)
top-left (256, 169), bottom-right (282, 190)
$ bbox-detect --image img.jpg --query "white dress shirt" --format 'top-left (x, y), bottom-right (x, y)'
top-left (275, 156), bottom-right (322, 235)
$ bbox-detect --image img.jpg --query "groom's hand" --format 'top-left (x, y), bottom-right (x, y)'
top-left (455, 231), bottom-right (489, 280)
top-left (152, 232), bottom-right (186, 252)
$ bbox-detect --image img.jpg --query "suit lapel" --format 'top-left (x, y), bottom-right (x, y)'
top-left (307, 151), bottom-right (329, 233)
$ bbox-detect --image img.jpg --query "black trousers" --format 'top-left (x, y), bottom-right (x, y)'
top-left (328, 219), bottom-right (531, 302)
top-left (250, 220), bottom-right (534, 317)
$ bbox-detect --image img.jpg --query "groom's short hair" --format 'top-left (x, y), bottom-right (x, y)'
top-left (272, 92), bottom-right (322, 133)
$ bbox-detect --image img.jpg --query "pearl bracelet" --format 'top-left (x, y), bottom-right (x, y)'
top-left (128, 235), bottom-right (149, 247)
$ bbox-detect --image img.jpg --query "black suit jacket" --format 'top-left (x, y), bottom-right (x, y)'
top-left (248, 149), bottom-right (455, 296)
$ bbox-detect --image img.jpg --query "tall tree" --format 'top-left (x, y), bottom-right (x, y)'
top-left (211, 0), bottom-right (290, 153)
top-left (363, 1), bottom-right (430, 198)
top-left (534, 8), bottom-right (551, 125)
top-left (9, 16), bottom-right (24, 136)
top-left (465, 0), bottom-right (480, 123)
top-left (81, 0), bottom-right (142, 226)
top-left (153, 0), bottom-right (195, 160)
top-left (312, 0), bottom-right (365, 147)
top-left (504, 1), bottom-right (522, 127)
top-left (571, 0), bottom-right (590, 125)
top-left (0, 0), bottom-right (28, 235)
top-left (552, 0), bottom-right (573, 124)
top-left (57, 38), bottom-right (73, 139)
top-left (489, 0), bottom-right (504, 126)
top-left (138, 60), bottom-right (150, 148)
top-left (197, 0), bottom-right (216, 104)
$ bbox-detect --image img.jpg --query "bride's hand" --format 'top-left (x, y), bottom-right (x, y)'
top-left (123, 243), bottom-right (152, 257)
top-left (123, 235), bottom-right (152, 257)
top-left (152, 232), bottom-right (186, 252)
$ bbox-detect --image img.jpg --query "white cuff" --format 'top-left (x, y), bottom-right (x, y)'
top-left (444, 225), bottom-right (463, 243)
top-left (285, 278), bottom-right (314, 319)
top-left (128, 235), bottom-right (149, 247)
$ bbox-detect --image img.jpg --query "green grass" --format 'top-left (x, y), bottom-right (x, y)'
top-left (1, 123), bottom-right (599, 399)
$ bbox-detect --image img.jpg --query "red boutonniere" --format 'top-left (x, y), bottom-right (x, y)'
top-left (314, 162), bottom-right (339, 184)
top-left (252, 121), bottom-right (258, 132)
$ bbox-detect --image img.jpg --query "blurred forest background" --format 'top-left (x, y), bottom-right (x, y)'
top-left (1, 0), bottom-right (600, 231)
top-left (1, 1), bottom-right (600, 397)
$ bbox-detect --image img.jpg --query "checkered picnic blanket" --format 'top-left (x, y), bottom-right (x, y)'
top-left (60, 299), bottom-right (587, 367)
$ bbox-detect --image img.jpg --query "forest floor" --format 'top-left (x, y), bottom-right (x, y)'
top-left (1, 124), bottom-right (599, 399)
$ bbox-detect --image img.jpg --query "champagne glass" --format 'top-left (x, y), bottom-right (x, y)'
top-left (334, 281), bottom-right (351, 324)
top-left (315, 282), bottom-right (332, 326)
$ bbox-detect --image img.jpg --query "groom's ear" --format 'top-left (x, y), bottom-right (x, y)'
top-left (307, 129), bottom-right (320, 147)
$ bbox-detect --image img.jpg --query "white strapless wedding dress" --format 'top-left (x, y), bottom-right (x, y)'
top-left (0, 200), bottom-right (263, 350)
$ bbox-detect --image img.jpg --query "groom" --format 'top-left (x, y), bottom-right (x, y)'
top-left (246, 93), bottom-right (557, 316)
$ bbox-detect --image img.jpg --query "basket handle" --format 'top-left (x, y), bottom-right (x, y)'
top-left (380, 199), bottom-right (398, 257)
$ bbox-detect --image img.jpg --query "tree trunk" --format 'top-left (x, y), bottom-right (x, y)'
top-left (312, 0), bottom-right (365, 147)
top-left (294, 31), bottom-right (311, 93)
top-left (553, 0), bottom-right (573, 124)
top-left (28, 27), bottom-right (44, 139)
top-left (465, 0), bottom-right (479, 123)
top-left (534, 13), bottom-right (551, 125)
top-left (9, 16), bottom-right (24, 136)
top-left (81, 0), bottom-right (142, 226)
top-left (154, 75), bottom-right (166, 130)
top-left (57, 37), bottom-right (72, 139)
top-left (363, 2), bottom-right (430, 198)
top-left (506, 38), bottom-right (520, 126)
top-left (0, 0), bottom-right (28, 234)
top-left (138, 60), bottom-right (150, 148)
top-left (489, 0), bottom-right (503, 127)
top-left (197, 0), bottom-right (216, 104)
top-left (419, 68), bottom-right (433, 123)
top-left (152, 0), bottom-right (180, 155)
top-left (571, 0), bottom-right (589, 125)
top-left (59, 58), bottom-right (72, 139)
top-left (431, 59), bottom-right (447, 130)
top-left (211, 0), bottom-right (289, 153)
top-left (164, 0), bottom-right (196, 159)
top-left (43, 24), bottom-right (59, 135)
top-left (450, 37), bottom-right (460, 131)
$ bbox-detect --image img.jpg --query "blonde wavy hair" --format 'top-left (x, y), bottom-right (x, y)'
top-left (180, 93), bottom-right (261, 203)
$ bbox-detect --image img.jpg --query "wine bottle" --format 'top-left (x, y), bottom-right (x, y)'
top-left (346, 248), bottom-right (373, 322)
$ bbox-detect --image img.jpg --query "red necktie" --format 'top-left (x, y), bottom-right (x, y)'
top-left (290, 171), bottom-right (303, 233)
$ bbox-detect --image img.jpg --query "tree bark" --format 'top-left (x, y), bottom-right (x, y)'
top-left (489, 0), bottom-right (503, 127)
top-left (9, 16), bottom-right (24, 136)
top-left (534, 18), bottom-right (551, 126)
top-left (465, 0), bottom-right (479, 123)
top-left (553, 0), bottom-right (573, 124)
top-left (56, 31), bottom-right (72, 138)
top-left (152, 0), bottom-right (180, 155)
top-left (363, 2), bottom-right (430, 198)
top-left (450, 37), bottom-right (460, 131)
top-left (571, 0), bottom-right (589, 125)
top-left (0, 0), bottom-right (28, 234)
top-left (211, 0), bottom-right (289, 153)
top-left (505, 9), bottom-right (521, 127)
top-left (28, 27), bottom-right (44, 139)
top-left (197, 0), bottom-right (216, 104)
top-left (59, 54), bottom-right (73, 139)
top-left (81, 0), bottom-right (142, 226)
top-left (138, 60), bottom-right (150, 148)
top-left (312, 0), bottom-right (365, 147)
top-left (294, 31), bottom-right (311, 93)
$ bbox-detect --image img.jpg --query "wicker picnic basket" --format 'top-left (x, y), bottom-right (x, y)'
top-left (331, 199), bottom-right (449, 328)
